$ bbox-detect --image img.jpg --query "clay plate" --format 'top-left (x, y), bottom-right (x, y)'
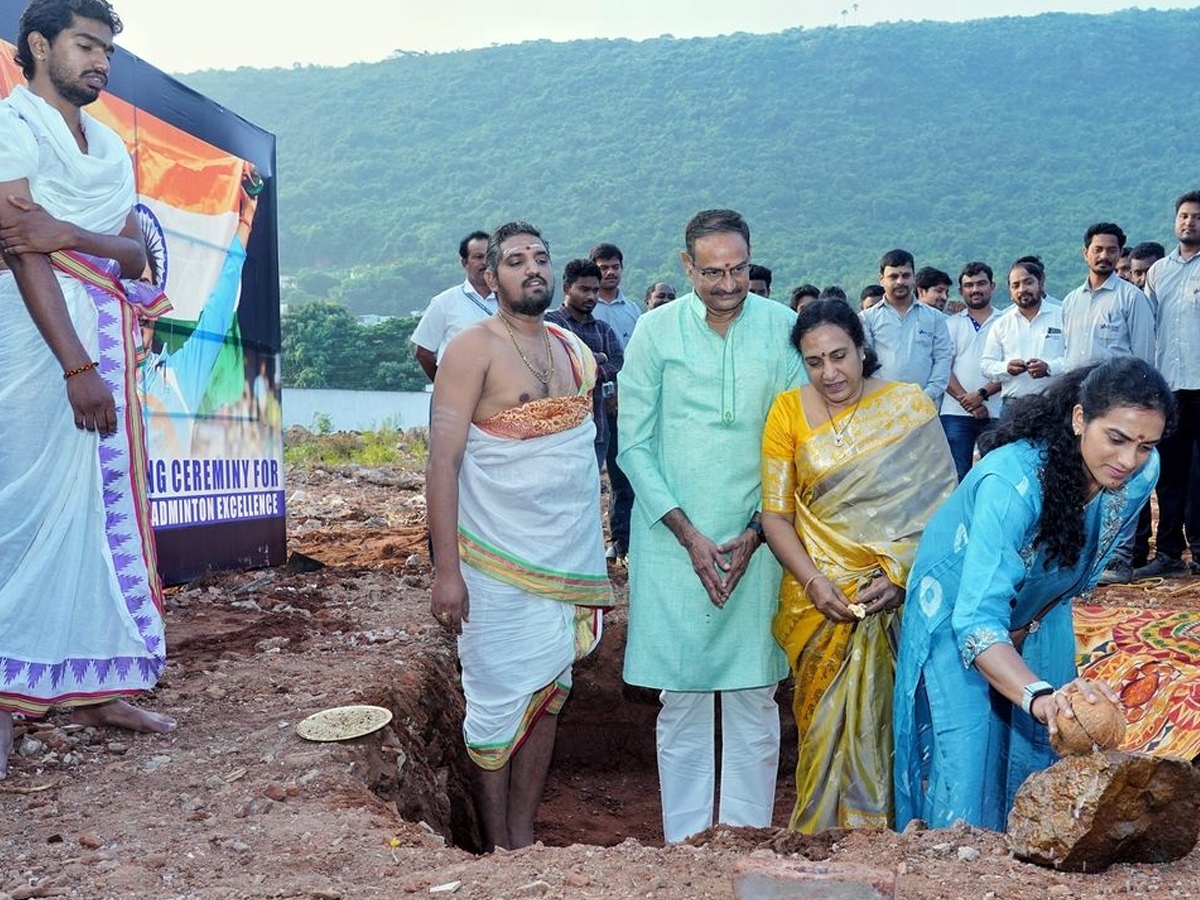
top-left (295, 704), bottom-right (393, 742)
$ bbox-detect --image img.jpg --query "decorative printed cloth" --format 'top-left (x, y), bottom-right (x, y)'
top-left (1075, 604), bottom-right (1200, 762)
top-left (762, 381), bottom-right (957, 832)
top-left (456, 325), bottom-right (613, 769)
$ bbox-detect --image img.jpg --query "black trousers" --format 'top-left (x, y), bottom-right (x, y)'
top-left (1154, 389), bottom-right (1200, 560)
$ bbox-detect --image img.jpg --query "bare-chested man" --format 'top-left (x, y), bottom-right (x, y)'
top-left (0, 0), bottom-right (175, 780)
top-left (425, 221), bottom-right (612, 850)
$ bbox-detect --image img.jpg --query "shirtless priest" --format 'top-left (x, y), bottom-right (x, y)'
top-left (425, 221), bottom-right (612, 850)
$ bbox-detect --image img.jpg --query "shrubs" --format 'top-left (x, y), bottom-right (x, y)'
top-left (284, 422), bottom-right (428, 467)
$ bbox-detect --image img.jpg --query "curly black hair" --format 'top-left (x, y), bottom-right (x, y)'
top-left (791, 298), bottom-right (881, 378)
top-left (979, 358), bottom-right (1176, 568)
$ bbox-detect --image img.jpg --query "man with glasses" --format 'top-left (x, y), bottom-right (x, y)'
top-left (618, 209), bottom-right (804, 843)
top-left (861, 248), bottom-right (953, 403)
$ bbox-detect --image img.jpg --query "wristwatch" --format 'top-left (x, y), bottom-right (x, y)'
top-left (746, 517), bottom-right (764, 542)
top-left (1021, 680), bottom-right (1055, 715)
top-left (977, 387), bottom-right (990, 401)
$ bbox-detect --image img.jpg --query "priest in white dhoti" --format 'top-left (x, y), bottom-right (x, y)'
top-left (426, 221), bottom-right (612, 851)
top-left (0, 0), bottom-right (175, 779)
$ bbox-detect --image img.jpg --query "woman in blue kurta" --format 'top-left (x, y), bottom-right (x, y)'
top-left (893, 357), bottom-right (1175, 831)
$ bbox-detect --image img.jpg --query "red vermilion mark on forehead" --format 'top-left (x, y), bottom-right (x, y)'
top-left (502, 242), bottom-right (547, 258)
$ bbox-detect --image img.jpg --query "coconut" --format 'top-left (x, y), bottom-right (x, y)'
top-left (1049, 685), bottom-right (1127, 756)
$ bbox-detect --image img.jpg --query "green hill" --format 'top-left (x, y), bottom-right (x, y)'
top-left (180, 9), bottom-right (1196, 319)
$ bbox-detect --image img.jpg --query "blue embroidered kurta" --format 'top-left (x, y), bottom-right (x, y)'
top-left (892, 439), bottom-right (1157, 831)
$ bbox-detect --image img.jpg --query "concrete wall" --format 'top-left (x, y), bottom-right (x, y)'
top-left (282, 388), bottom-right (431, 432)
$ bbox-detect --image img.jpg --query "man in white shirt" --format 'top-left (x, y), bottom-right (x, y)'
top-left (1059, 223), bottom-right (1156, 585)
top-left (939, 262), bottom-right (1002, 480)
top-left (410, 230), bottom-right (496, 381)
top-left (980, 259), bottom-right (1065, 407)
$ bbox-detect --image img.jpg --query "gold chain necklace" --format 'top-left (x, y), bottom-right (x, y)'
top-left (822, 384), bottom-right (865, 446)
top-left (498, 313), bottom-right (554, 394)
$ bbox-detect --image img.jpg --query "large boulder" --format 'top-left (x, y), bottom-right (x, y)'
top-left (1006, 750), bottom-right (1200, 872)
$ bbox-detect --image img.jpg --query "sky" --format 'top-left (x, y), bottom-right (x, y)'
top-left (110, 0), bottom-right (1192, 73)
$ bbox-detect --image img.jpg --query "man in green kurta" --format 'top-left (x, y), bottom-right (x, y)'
top-left (618, 209), bottom-right (805, 843)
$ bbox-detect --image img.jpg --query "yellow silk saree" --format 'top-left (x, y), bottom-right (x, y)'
top-left (762, 381), bottom-right (956, 831)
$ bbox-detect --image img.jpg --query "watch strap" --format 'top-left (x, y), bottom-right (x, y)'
top-left (1021, 680), bottom-right (1055, 715)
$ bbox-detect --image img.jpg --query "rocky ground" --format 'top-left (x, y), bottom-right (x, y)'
top-left (2, 455), bottom-right (1200, 899)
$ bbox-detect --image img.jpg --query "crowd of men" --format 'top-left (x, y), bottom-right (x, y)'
top-left (417, 193), bottom-right (1199, 849)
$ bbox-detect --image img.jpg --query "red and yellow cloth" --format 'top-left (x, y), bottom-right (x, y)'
top-left (1075, 604), bottom-right (1200, 761)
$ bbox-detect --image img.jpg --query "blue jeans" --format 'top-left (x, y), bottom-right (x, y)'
top-left (940, 415), bottom-right (994, 482)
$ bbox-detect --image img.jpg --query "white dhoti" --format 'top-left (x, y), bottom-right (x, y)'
top-left (455, 328), bottom-right (613, 770)
top-left (0, 257), bottom-right (171, 715)
top-left (0, 88), bottom-right (170, 715)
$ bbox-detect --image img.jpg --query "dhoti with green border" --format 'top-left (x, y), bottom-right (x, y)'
top-left (455, 390), bottom-right (613, 770)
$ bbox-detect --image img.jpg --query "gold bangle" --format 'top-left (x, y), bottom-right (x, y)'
top-left (63, 361), bottom-right (98, 380)
top-left (802, 572), bottom-right (823, 596)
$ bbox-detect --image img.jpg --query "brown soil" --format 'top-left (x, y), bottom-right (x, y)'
top-left (2, 460), bottom-right (1199, 899)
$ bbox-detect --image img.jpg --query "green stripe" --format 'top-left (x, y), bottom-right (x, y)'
top-left (458, 526), bottom-right (609, 583)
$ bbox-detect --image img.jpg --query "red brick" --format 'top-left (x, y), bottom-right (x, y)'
top-left (734, 857), bottom-right (897, 900)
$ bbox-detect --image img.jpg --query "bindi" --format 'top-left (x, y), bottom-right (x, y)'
top-left (502, 243), bottom-right (547, 259)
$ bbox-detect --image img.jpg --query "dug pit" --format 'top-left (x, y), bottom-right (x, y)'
top-left (356, 611), bottom-right (800, 853)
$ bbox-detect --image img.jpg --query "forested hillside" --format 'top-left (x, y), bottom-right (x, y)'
top-left (183, 9), bottom-right (1196, 319)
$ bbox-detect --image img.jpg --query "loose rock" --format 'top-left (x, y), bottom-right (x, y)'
top-left (1007, 750), bottom-right (1200, 871)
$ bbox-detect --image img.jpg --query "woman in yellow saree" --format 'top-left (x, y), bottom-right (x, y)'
top-left (761, 299), bottom-right (957, 832)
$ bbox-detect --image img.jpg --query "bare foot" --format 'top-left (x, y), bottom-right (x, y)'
top-left (0, 711), bottom-right (12, 780)
top-left (70, 700), bottom-right (177, 734)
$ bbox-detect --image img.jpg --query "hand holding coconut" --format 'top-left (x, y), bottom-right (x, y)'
top-left (1034, 679), bottom-right (1127, 755)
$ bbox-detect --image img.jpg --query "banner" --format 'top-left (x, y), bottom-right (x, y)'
top-left (0, 6), bottom-right (283, 583)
